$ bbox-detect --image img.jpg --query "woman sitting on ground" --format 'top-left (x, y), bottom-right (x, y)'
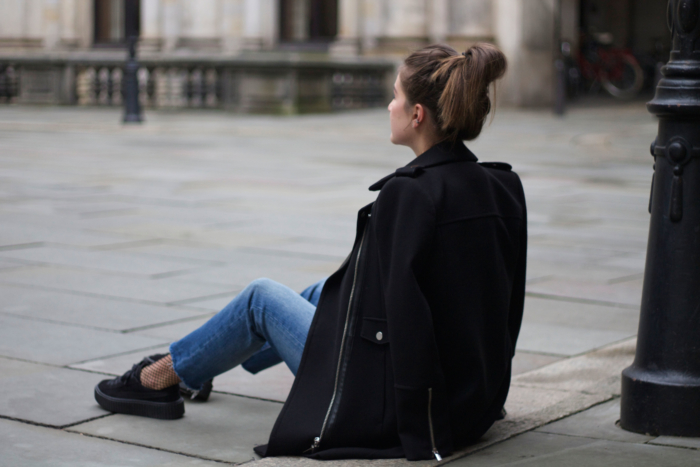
top-left (94, 42), bottom-right (527, 462)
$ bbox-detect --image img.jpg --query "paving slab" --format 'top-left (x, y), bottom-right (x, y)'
top-left (177, 293), bottom-right (241, 311)
top-left (133, 316), bottom-right (214, 341)
top-left (210, 364), bottom-right (294, 402)
top-left (0, 314), bottom-right (167, 366)
top-left (168, 260), bottom-right (336, 296)
top-left (512, 338), bottom-right (636, 396)
top-left (443, 432), bottom-right (598, 467)
top-left (599, 252), bottom-right (648, 271)
top-left (0, 357), bottom-right (108, 427)
top-left (525, 261), bottom-right (642, 283)
top-left (527, 278), bottom-right (643, 307)
top-left (69, 344), bottom-right (173, 374)
top-left (91, 221), bottom-right (297, 249)
top-left (536, 398), bottom-right (655, 443)
top-left (0, 266), bottom-right (240, 304)
top-left (0, 417), bottom-right (223, 466)
top-left (650, 436), bottom-right (700, 450)
top-left (446, 432), bottom-right (699, 467)
top-left (511, 351), bottom-right (562, 376)
top-left (0, 245), bottom-right (217, 276)
top-left (0, 284), bottom-right (208, 331)
top-left (522, 296), bottom-right (640, 333)
top-left (0, 222), bottom-right (140, 249)
top-left (69, 391), bottom-right (282, 464)
top-left (0, 258), bottom-right (25, 270)
top-left (515, 321), bottom-right (633, 356)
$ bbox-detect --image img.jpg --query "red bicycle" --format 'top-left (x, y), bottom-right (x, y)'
top-left (578, 33), bottom-right (644, 99)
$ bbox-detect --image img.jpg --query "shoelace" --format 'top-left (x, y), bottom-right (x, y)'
top-left (118, 358), bottom-right (151, 384)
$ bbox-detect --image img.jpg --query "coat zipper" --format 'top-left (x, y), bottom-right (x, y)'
top-left (310, 223), bottom-right (369, 453)
top-left (428, 388), bottom-right (442, 461)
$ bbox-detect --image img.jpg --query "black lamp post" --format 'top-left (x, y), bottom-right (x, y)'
top-left (620, 0), bottom-right (700, 437)
top-left (123, 0), bottom-right (142, 123)
top-left (553, 0), bottom-right (566, 116)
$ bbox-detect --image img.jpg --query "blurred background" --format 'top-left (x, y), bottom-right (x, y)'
top-left (0, 0), bottom-right (670, 114)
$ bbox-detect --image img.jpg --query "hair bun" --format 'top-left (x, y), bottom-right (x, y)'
top-left (400, 43), bottom-right (507, 142)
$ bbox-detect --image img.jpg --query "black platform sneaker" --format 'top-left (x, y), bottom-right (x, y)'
top-left (94, 354), bottom-right (185, 420)
top-left (179, 379), bottom-right (213, 401)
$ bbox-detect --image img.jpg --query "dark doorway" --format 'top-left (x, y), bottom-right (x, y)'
top-left (579, 0), bottom-right (669, 54)
top-left (94, 0), bottom-right (140, 46)
top-left (279, 0), bottom-right (338, 47)
top-left (576, 0), bottom-right (671, 94)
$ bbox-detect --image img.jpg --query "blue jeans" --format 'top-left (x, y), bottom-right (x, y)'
top-left (170, 277), bottom-right (326, 391)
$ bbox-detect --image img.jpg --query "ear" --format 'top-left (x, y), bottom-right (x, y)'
top-left (412, 104), bottom-right (426, 128)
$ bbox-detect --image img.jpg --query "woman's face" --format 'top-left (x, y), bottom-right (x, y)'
top-left (388, 73), bottom-right (414, 147)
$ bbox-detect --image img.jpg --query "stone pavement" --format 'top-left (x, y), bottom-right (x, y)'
top-left (0, 102), bottom-right (697, 466)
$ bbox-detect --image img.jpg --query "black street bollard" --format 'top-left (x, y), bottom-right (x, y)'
top-left (554, 57), bottom-right (566, 116)
top-left (553, 0), bottom-right (565, 116)
top-left (620, 0), bottom-right (700, 437)
top-left (123, 36), bottom-right (142, 124)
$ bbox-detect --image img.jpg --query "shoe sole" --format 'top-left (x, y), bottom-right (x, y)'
top-left (94, 385), bottom-right (185, 420)
top-left (180, 380), bottom-right (213, 402)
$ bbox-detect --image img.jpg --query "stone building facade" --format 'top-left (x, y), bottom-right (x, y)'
top-left (0, 0), bottom-right (669, 110)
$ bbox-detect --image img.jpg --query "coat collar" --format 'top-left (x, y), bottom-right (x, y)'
top-left (369, 140), bottom-right (478, 192)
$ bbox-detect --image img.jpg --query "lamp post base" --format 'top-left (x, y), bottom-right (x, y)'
top-left (123, 114), bottom-right (143, 123)
top-left (621, 365), bottom-right (700, 437)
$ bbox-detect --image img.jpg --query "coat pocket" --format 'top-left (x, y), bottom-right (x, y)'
top-left (361, 318), bottom-right (390, 345)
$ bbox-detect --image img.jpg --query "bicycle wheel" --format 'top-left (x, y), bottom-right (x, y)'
top-left (601, 54), bottom-right (644, 99)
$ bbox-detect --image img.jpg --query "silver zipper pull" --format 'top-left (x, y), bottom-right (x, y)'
top-left (433, 449), bottom-right (442, 461)
top-left (303, 437), bottom-right (321, 454)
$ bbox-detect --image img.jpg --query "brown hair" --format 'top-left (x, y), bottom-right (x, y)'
top-left (400, 43), bottom-right (507, 142)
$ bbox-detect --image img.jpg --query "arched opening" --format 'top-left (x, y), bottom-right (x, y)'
top-left (279, 0), bottom-right (338, 49)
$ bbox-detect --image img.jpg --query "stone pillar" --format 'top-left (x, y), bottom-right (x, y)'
top-left (76, 0), bottom-right (92, 48)
top-left (0, 1), bottom-right (22, 47)
top-left (140, 0), bottom-right (163, 51)
top-left (162, 0), bottom-right (182, 52)
top-left (428, 0), bottom-right (448, 44)
top-left (44, 0), bottom-right (62, 49)
top-left (222, 0), bottom-right (245, 53)
top-left (291, 0), bottom-right (310, 41)
top-left (495, 0), bottom-right (556, 107)
top-left (385, 0), bottom-right (427, 38)
top-left (59, 0), bottom-right (80, 49)
top-left (242, 0), bottom-right (278, 50)
top-left (378, 0), bottom-right (428, 53)
top-left (25, 0), bottom-right (45, 45)
top-left (180, 0), bottom-right (221, 49)
top-left (359, 0), bottom-right (382, 52)
top-left (331, 0), bottom-right (360, 55)
top-left (448, 0), bottom-right (493, 39)
top-left (561, 0), bottom-right (579, 50)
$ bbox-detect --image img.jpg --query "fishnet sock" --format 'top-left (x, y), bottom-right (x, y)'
top-left (140, 354), bottom-right (181, 390)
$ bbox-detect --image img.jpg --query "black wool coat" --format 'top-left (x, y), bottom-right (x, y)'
top-left (255, 140), bottom-right (527, 461)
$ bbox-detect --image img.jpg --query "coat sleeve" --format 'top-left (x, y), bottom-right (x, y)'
top-left (507, 177), bottom-right (527, 356)
top-left (373, 177), bottom-right (453, 461)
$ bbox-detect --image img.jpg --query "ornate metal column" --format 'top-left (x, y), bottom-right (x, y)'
top-left (620, 0), bottom-right (700, 437)
top-left (123, 0), bottom-right (142, 123)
